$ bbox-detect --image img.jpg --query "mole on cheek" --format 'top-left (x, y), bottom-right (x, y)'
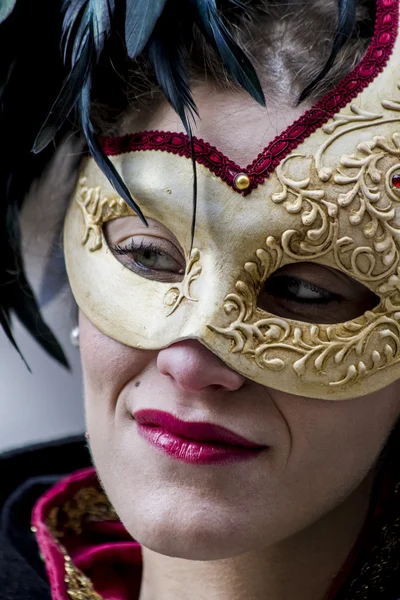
top-left (135, 381), bottom-right (141, 387)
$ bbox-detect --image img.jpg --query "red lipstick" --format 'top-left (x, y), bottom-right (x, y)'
top-left (133, 409), bottom-right (266, 465)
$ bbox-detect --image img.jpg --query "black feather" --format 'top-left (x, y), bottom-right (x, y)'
top-left (34, 0), bottom-right (146, 223)
top-left (34, 0), bottom-right (115, 153)
top-left (146, 3), bottom-right (199, 248)
top-left (298, 0), bottom-right (357, 103)
top-left (62, 0), bottom-right (115, 62)
top-left (189, 136), bottom-right (198, 250)
top-left (62, 0), bottom-right (88, 63)
top-left (147, 20), bottom-right (198, 134)
top-left (80, 77), bottom-right (147, 223)
top-left (33, 49), bottom-right (91, 154)
top-left (4, 200), bottom-right (69, 369)
top-left (193, 0), bottom-right (265, 106)
top-left (0, 306), bottom-right (31, 371)
top-left (0, 0), bottom-right (16, 24)
top-left (12, 272), bottom-right (70, 369)
top-left (125, 0), bottom-right (168, 58)
top-left (0, 0), bottom-right (71, 367)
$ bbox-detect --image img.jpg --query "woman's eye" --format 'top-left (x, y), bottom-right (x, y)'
top-left (112, 240), bottom-right (185, 282)
top-left (131, 245), bottom-right (180, 272)
top-left (258, 271), bottom-right (379, 324)
top-left (274, 276), bottom-right (336, 302)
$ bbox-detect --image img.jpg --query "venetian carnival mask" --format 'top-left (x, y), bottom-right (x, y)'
top-left (64, 0), bottom-right (400, 400)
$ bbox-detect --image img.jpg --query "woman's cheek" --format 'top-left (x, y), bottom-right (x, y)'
top-left (273, 383), bottom-right (400, 493)
top-left (79, 311), bottom-right (154, 404)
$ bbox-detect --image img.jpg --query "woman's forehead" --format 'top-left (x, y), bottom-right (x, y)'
top-left (120, 86), bottom-right (310, 166)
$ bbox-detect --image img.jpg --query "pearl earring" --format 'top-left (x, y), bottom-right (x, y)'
top-left (70, 326), bottom-right (80, 347)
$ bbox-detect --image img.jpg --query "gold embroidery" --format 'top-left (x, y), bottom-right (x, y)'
top-left (64, 551), bottom-right (104, 600)
top-left (47, 486), bottom-right (118, 538)
top-left (164, 248), bottom-right (202, 315)
top-left (46, 485), bottom-right (118, 600)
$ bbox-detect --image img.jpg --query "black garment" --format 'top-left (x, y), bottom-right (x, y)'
top-left (0, 436), bottom-right (91, 600)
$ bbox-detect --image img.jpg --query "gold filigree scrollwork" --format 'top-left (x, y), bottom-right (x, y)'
top-left (76, 177), bottom-right (130, 251)
top-left (382, 83), bottom-right (400, 112)
top-left (321, 104), bottom-right (383, 135)
top-left (333, 134), bottom-right (400, 283)
top-left (164, 249), bottom-right (202, 315)
top-left (209, 237), bottom-right (290, 371)
top-left (255, 307), bottom-right (400, 387)
top-left (211, 126), bottom-right (400, 387)
top-left (272, 155), bottom-right (338, 260)
top-left (210, 235), bottom-right (400, 386)
top-left (315, 103), bottom-right (400, 182)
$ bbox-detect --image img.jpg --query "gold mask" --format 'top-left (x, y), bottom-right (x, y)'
top-left (65, 0), bottom-right (400, 399)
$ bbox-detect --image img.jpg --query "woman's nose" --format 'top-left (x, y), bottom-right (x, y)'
top-left (157, 340), bottom-right (245, 393)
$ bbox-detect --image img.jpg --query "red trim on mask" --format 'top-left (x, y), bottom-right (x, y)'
top-left (99, 0), bottom-right (399, 196)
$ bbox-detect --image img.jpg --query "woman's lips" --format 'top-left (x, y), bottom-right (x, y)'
top-left (133, 409), bottom-right (267, 465)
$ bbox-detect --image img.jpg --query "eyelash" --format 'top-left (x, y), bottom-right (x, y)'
top-left (112, 239), bottom-right (184, 277)
top-left (113, 240), bottom-right (161, 261)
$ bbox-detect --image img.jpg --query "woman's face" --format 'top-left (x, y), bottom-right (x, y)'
top-left (80, 88), bottom-right (400, 560)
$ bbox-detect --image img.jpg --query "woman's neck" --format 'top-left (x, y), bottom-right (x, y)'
top-left (138, 473), bottom-right (373, 600)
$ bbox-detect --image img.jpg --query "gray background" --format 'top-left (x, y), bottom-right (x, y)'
top-left (0, 156), bottom-right (85, 452)
top-left (0, 307), bottom-right (84, 453)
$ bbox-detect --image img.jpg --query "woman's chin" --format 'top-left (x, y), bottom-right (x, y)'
top-left (132, 531), bottom-right (250, 561)
top-left (116, 504), bottom-right (258, 561)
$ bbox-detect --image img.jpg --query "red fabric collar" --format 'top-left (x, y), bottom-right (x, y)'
top-left (31, 468), bottom-right (142, 600)
top-left (99, 0), bottom-right (399, 196)
top-left (31, 455), bottom-right (399, 600)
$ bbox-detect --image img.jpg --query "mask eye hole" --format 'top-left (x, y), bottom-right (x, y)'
top-left (257, 262), bottom-right (380, 324)
top-left (104, 216), bottom-right (186, 283)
